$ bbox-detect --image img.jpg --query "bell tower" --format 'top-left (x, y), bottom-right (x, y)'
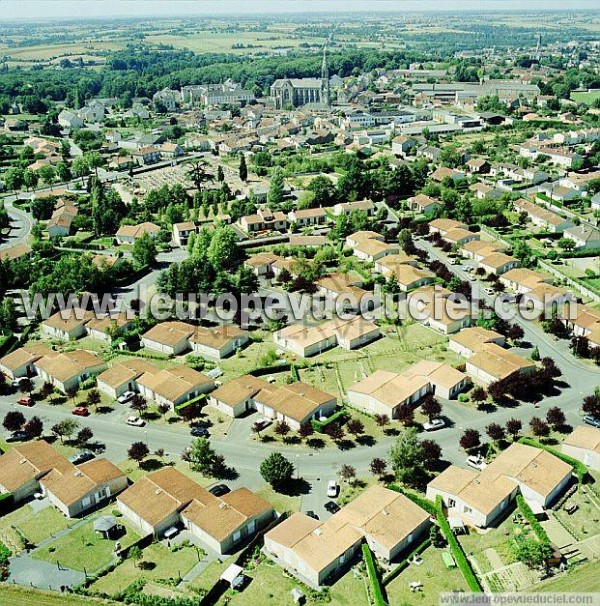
top-left (321, 46), bottom-right (331, 107)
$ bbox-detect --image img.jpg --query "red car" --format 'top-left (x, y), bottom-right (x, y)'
top-left (17, 397), bottom-right (34, 407)
top-left (72, 406), bottom-right (90, 417)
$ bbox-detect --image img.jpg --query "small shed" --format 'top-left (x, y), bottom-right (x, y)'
top-left (291, 588), bottom-right (305, 604)
top-left (442, 551), bottom-right (456, 569)
top-left (220, 563), bottom-right (244, 588)
top-left (93, 515), bottom-right (122, 540)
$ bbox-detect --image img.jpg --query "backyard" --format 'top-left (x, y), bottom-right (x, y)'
top-left (384, 544), bottom-right (469, 605)
top-left (218, 557), bottom-right (370, 606)
top-left (0, 503), bottom-right (73, 553)
top-left (32, 517), bottom-right (142, 573)
top-left (89, 541), bottom-right (201, 597)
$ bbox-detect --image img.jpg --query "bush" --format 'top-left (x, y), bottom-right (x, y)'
top-left (516, 495), bottom-right (551, 545)
top-left (0, 541), bottom-right (11, 566)
top-left (362, 544), bottom-right (387, 606)
top-left (311, 408), bottom-right (348, 433)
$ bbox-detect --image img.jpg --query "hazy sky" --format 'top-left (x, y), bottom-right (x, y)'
top-left (1, 0), bottom-right (599, 21)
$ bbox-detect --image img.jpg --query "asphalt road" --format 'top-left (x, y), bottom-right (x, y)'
top-left (0, 198), bottom-right (35, 250)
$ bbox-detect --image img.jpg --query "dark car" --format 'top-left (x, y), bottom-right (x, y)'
top-left (191, 426), bottom-right (209, 437)
top-left (583, 415), bottom-right (600, 429)
top-left (324, 501), bottom-right (340, 514)
top-left (6, 431), bottom-right (28, 443)
top-left (305, 510), bottom-right (319, 520)
top-left (209, 484), bottom-right (230, 497)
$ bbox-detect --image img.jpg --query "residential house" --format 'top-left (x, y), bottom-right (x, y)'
top-left (448, 327), bottom-right (506, 358)
top-left (461, 240), bottom-right (507, 261)
top-left (0, 441), bottom-right (126, 516)
top-left (478, 253), bottom-right (520, 276)
top-left (136, 366), bottom-right (214, 410)
top-left (288, 208), bottom-right (328, 228)
top-left (41, 309), bottom-right (91, 341)
top-left (132, 146), bottom-right (161, 166)
top-left (40, 458), bottom-right (128, 518)
top-left (353, 239), bottom-right (399, 263)
top-left (117, 468), bottom-right (274, 553)
top-left (427, 443), bottom-right (573, 527)
top-left (0, 243), bottom-right (32, 262)
top-left (407, 194), bottom-right (441, 215)
top-left (442, 228), bottom-right (480, 247)
top-left (562, 224), bottom-right (600, 251)
top-left (562, 426), bottom-right (600, 472)
top-left (465, 158), bottom-right (490, 174)
top-left (332, 200), bottom-right (376, 217)
top-left (373, 253), bottom-right (419, 274)
top-left (173, 222), bottom-right (197, 247)
top-left (141, 321), bottom-right (196, 355)
top-left (34, 350), bottom-right (107, 393)
top-left (264, 485), bottom-right (430, 588)
top-left (86, 313), bottom-right (133, 342)
top-left (96, 359), bottom-right (158, 400)
top-left (0, 344), bottom-right (53, 380)
top-left (348, 362), bottom-right (467, 419)
top-left (115, 222), bottom-right (160, 245)
top-left (429, 219), bottom-right (468, 236)
top-left (189, 325), bottom-right (250, 359)
top-left (499, 268), bottom-right (553, 294)
top-left (465, 343), bottom-right (535, 386)
top-left (345, 231), bottom-right (384, 249)
top-left (238, 208), bottom-right (287, 234)
top-left (513, 199), bottom-right (574, 234)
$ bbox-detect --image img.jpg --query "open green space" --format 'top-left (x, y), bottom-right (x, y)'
top-left (32, 519), bottom-right (142, 573)
top-left (385, 545), bottom-right (469, 605)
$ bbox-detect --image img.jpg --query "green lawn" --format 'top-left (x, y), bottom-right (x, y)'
top-left (185, 558), bottom-right (230, 595)
top-left (90, 542), bottom-right (200, 596)
top-left (255, 484), bottom-right (302, 515)
top-left (0, 504), bottom-right (74, 552)
top-left (384, 545), bottom-right (469, 605)
top-left (571, 91), bottom-right (600, 105)
top-left (218, 558), bottom-right (369, 606)
top-left (17, 505), bottom-right (73, 545)
top-left (32, 520), bottom-right (141, 573)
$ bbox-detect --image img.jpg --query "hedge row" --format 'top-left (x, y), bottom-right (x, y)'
top-left (435, 496), bottom-right (482, 593)
top-left (311, 408), bottom-right (348, 433)
top-left (361, 544), bottom-right (388, 606)
top-left (518, 437), bottom-right (588, 483)
top-left (387, 484), bottom-right (438, 516)
top-left (0, 540), bottom-right (11, 566)
top-left (175, 393), bottom-right (207, 412)
top-left (382, 538), bottom-right (430, 586)
top-left (516, 495), bottom-right (551, 546)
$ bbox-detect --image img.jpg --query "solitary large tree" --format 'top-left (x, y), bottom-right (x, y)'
top-left (128, 441), bottom-right (149, 466)
top-left (260, 452), bottom-right (295, 488)
top-left (459, 428), bottom-right (481, 450)
top-left (24, 416), bottom-right (44, 439)
top-left (389, 427), bottom-right (423, 487)
top-left (3, 411), bottom-right (25, 433)
top-left (421, 395), bottom-right (442, 422)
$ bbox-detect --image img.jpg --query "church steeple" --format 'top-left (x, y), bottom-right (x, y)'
top-left (321, 46), bottom-right (330, 106)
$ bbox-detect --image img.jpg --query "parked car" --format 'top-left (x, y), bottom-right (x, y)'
top-left (190, 426), bottom-right (209, 437)
top-left (423, 418), bottom-right (445, 432)
top-left (17, 397), bottom-right (34, 407)
top-left (72, 407), bottom-right (90, 417)
top-left (117, 391), bottom-right (136, 405)
top-left (163, 526), bottom-right (180, 540)
top-left (6, 430), bottom-right (28, 443)
top-left (466, 455), bottom-right (487, 471)
top-left (583, 415), bottom-right (600, 429)
top-left (326, 479), bottom-right (339, 498)
top-left (209, 484), bottom-right (230, 497)
top-left (69, 451), bottom-right (96, 465)
top-left (324, 501), bottom-right (340, 514)
top-left (305, 510), bottom-right (319, 520)
top-left (126, 416), bottom-right (145, 427)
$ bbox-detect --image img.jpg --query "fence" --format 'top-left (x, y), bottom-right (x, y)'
top-left (538, 260), bottom-right (600, 302)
